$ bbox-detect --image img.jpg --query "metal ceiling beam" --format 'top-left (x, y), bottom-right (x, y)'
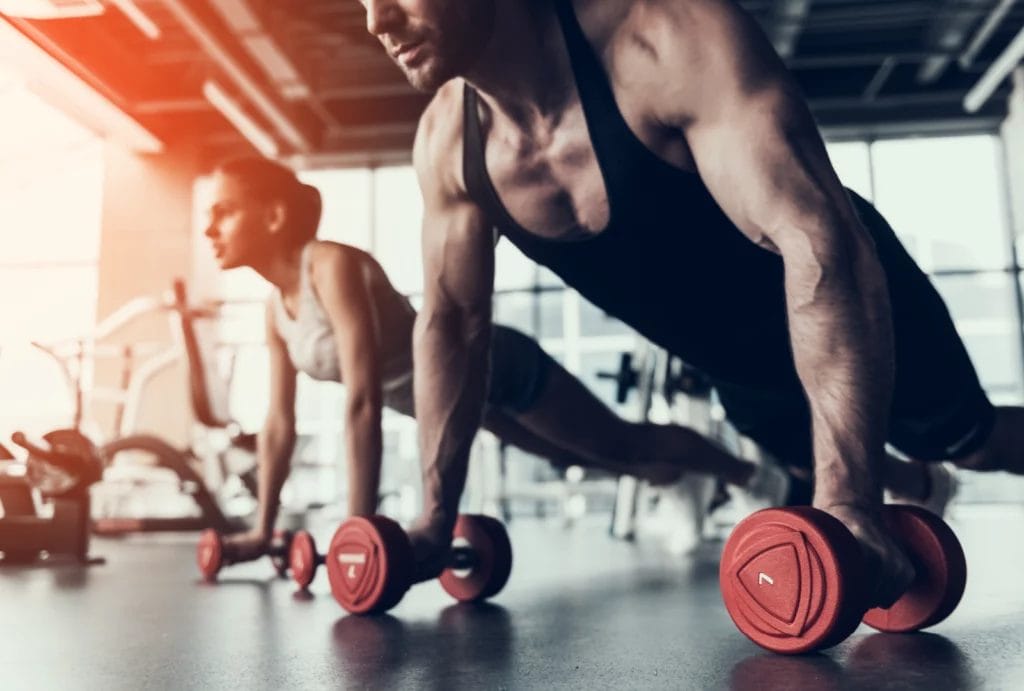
top-left (813, 88), bottom-right (1004, 111)
top-left (789, 50), bottom-right (957, 69)
top-left (134, 98), bottom-right (212, 114)
top-left (316, 83), bottom-right (418, 100)
top-left (862, 57), bottom-right (898, 101)
top-left (156, 0), bottom-right (313, 153)
top-left (209, 0), bottom-right (312, 101)
top-left (917, 0), bottom-right (992, 84)
top-left (959, 0), bottom-right (1018, 69)
top-left (208, 0), bottom-right (347, 138)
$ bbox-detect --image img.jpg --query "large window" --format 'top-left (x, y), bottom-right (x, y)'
top-left (826, 136), bottom-right (1024, 403)
top-left (827, 135), bottom-right (1023, 502)
top-left (0, 68), bottom-right (104, 436)
top-left (208, 133), bottom-right (1024, 507)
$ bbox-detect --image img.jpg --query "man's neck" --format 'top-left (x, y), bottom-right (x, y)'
top-left (464, 0), bottom-right (576, 131)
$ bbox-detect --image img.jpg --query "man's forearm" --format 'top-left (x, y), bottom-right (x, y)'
top-left (345, 401), bottom-right (383, 516)
top-left (255, 425), bottom-right (296, 536)
top-left (413, 310), bottom-right (490, 534)
top-left (785, 224), bottom-right (895, 510)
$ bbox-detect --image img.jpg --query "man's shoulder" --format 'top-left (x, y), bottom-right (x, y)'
top-left (414, 80), bottom-right (469, 198)
top-left (589, 0), bottom-right (738, 54)
top-left (417, 81), bottom-right (465, 159)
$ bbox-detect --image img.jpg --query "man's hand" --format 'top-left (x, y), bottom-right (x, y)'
top-left (823, 504), bottom-right (916, 608)
top-left (406, 519), bottom-right (453, 583)
top-left (222, 529), bottom-right (271, 564)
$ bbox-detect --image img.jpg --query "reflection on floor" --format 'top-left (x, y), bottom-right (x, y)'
top-left (1, 504), bottom-right (1022, 690)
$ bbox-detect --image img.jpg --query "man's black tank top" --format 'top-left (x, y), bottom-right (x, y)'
top-left (462, 0), bottom-right (942, 393)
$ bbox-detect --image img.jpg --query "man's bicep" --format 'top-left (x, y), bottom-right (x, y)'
top-left (411, 84), bottom-right (493, 317)
top-left (420, 199), bottom-right (495, 318)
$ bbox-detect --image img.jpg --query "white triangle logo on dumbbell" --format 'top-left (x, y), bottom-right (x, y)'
top-left (758, 572), bottom-right (774, 586)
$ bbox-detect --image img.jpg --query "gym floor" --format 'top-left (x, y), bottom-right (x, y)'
top-left (2, 504), bottom-right (1022, 690)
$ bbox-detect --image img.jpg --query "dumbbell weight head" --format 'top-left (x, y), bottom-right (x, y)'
top-left (861, 504), bottom-right (966, 633)
top-left (326, 516), bottom-right (414, 615)
top-left (196, 529), bottom-right (294, 582)
top-left (197, 529), bottom-right (224, 582)
top-left (722, 505), bottom-right (967, 654)
top-left (719, 507), bottom-right (868, 655)
top-left (439, 514), bottom-right (513, 603)
top-left (289, 530), bottom-right (322, 589)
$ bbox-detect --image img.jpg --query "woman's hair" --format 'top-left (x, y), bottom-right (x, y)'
top-left (216, 156), bottom-right (322, 247)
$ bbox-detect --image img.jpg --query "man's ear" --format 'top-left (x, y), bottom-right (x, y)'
top-left (265, 199), bottom-right (288, 234)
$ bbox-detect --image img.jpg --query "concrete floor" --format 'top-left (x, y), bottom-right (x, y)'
top-left (1, 504), bottom-right (1023, 690)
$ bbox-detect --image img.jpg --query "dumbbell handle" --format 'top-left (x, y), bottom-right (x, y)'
top-left (316, 544), bottom-right (476, 570)
top-left (447, 546), bottom-right (478, 570)
top-left (223, 539), bottom-right (288, 566)
top-left (215, 536), bottom-right (289, 568)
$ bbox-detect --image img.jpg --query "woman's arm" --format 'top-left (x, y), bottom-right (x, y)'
top-left (254, 298), bottom-right (299, 537)
top-left (311, 243), bottom-right (385, 517)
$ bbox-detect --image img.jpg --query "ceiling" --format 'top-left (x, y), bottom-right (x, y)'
top-left (1, 0), bottom-right (1023, 165)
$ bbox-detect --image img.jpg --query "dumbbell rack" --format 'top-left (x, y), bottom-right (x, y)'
top-left (0, 434), bottom-right (102, 565)
top-left (0, 476), bottom-right (97, 564)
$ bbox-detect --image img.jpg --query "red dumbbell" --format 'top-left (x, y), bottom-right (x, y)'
top-left (289, 530), bottom-right (326, 589)
top-left (324, 514), bottom-right (513, 614)
top-left (720, 504), bottom-right (966, 654)
top-left (196, 529), bottom-right (294, 582)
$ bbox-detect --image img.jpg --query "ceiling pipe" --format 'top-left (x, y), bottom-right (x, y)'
top-left (964, 23), bottom-right (1024, 112)
top-left (916, 0), bottom-right (992, 84)
top-left (156, 0), bottom-right (313, 153)
top-left (107, 0), bottom-right (162, 40)
top-left (959, 0), bottom-right (1017, 70)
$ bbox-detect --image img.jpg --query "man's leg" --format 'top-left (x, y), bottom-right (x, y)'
top-left (507, 358), bottom-right (757, 487)
top-left (480, 407), bottom-right (597, 472)
top-left (882, 455), bottom-right (933, 498)
top-left (486, 325), bottom-right (793, 507)
top-left (952, 406), bottom-right (1024, 473)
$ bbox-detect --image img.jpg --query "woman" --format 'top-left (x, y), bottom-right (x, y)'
top-left (203, 156), bottom-right (794, 561)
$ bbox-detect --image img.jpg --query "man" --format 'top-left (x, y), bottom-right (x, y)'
top-left (358, 0), bottom-right (1023, 607)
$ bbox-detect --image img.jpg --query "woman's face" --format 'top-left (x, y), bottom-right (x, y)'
top-left (204, 171), bottom-right (281, 270)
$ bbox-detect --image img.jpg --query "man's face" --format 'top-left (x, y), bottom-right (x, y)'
top-left (359, 0), bottom-right (495, 91)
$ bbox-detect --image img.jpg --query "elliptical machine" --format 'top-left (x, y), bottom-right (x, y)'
top-left (17, 278), bottom-right (259, 536)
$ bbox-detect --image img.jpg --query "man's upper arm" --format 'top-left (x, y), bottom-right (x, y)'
top-left (413, 92), bottom-right (495, 320)
top-left (264, 300), bottom-right (297, 425)
top-left (651, 0), bottom-right (861, 253)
